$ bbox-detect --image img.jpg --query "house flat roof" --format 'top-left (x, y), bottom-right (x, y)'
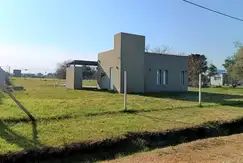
top-left (67, 60), bottom-right (98, 66)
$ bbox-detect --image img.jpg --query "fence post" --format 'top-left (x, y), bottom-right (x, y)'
top-left (124, 71), bottom-right (127, 111)
top-left (199, 73), bottom-right (202, 106)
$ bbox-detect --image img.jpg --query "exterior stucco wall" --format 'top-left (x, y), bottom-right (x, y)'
top-left (66, 66), bottom-right (75, 89)
top-left (144, 53), bottom-right (188, 92)
top-left (0, 68), bottom-right (7, 88)
top-left (119, 33), bottom-right (145, 93)
top-left (97, 49), bottom-right (121, 91)
top-left (97, 32), bottom-right (189, 93)
top-left (66, 66), bottom-right (83, 89)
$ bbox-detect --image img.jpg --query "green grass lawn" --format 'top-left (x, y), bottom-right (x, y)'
top-left (0, 78), bottom-right (243, 154)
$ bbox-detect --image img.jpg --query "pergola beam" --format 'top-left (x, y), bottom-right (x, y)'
top-left (67, 60), bottom-right (98, 67)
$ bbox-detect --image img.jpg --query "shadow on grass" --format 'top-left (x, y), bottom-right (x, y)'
top-left (86, 105), bottom-right (200, 117)
top-left (0, 105), bottom-right (206, 123)
top-left (74, 88), bottom-right (243, 108)
top-left (138, 91), bottom-right (243, 107)
top-left (0, 91), bottom-right (4, 105)
top-left (1, 102), bottom-right (234, 124)
top-left (76, 87), bottom-right (117, 94)
top-left (1, 90), bottom-right (41, 151)
top-left (0, 120), bottom-right (41, 150)
top-left (2, 100), bottom-right (242, 124)
top-left (220, 100), bottom-right (243, 107)
top-left (1, 115), bottom-right (74, 123)
top-left (2, 117), bottom-right (243, 163)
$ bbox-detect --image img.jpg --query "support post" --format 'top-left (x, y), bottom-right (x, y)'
top-left (124, 71), bottom-right (127, 111)
top-left (199, 73), bottom-right (202, 106)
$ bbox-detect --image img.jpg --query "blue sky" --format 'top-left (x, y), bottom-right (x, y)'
top-left (0, 0), bottom-right (243, 73)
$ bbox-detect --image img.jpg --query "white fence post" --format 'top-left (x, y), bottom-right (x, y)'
top-left (124, 71), bottom-right (127, 111)
top-left (199, 73), bottom-right (202, 106)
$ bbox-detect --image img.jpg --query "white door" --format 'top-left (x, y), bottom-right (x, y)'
top-left (110, 68), bottom-right (114, 90)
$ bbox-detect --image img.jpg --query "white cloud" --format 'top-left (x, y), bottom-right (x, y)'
top-left (0, 44), bottom-right (97, 73)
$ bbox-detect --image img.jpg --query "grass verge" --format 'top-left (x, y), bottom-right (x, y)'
top-left (0, 78), bottom-right (243, 162)
top-left (1, 117), bottom-right (243, 163)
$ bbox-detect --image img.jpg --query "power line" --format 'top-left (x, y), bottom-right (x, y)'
top-left (182, 0), bottom-right (243, 22)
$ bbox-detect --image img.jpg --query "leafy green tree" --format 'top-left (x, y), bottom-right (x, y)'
top-left (208, 64), bottom-right (217, 77)
top-left (207, 64), bottom-right (217, 86)
top-left (234, 47), bottom-right (243, 79)
top-left (222, 56), bottom-right (237, 86)
top-left (222, 46), bottom-right (243, 87)
top-left (223, 56), bottom-right (236, 71)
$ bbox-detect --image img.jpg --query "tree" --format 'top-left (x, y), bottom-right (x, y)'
top-left (207, 64), bottom-right (217, 77)
top-left (37, 73), bottom-right (43, 77)
top-left (234, 40), bottom-right (243, 48)
top-left (207, 64), bottom-right (217, 86)
top-left (145, 44), bottom-right (171, 54)
top-left (82, 65), bottom-right (97, 79)
top-left (145, 44), bottom-right (151, 52)
top-left (151, 45), bottom-right (171, 54)
top-left (222, 46), bottom-right (243, 87)
top-left (55, 60), bottom-right (71, 79)
top-left (234, 47), bottom-right (243, 79)
top-left (223, 56), bottom-right (236, 71)
top-left (188, 54), bottom-right (208, 87)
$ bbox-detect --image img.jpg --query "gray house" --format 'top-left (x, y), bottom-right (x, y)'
top-left (66, 32), bottom-right (188, 93)
top-left (97, 32), bottom-right (188, 93)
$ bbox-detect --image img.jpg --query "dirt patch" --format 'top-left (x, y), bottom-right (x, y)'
top-left (104, 133), bottom-right (243, 163)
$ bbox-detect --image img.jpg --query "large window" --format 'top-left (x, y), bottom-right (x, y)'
top-left (163, 70), bottom-right (168, 85)
top-left (214, 76), bottom-right (221, 80)
top-left (156, 69), bottom-right (162, 85)
top-left (181, 71), bottom-right (185, 85)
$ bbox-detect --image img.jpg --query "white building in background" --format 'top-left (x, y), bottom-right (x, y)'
top-left (0, 67), bottom-right (7, 89)
top-left (210, 70), bottom-right (231, 86)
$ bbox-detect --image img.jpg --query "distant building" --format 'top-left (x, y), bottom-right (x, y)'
top-left (13, 69), bottom-right (22, 77)
top-left (210, 70), bottom-right (231, 86)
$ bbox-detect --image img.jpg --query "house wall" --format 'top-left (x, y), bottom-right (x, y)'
top-left (66, 66), bottom-right (83, 89)
top-left (119, 33), bottom-right (145, 93)
top-left (0, 68), bottom-right (6, 88)
top-left (97, 49), bottom-right (121, 91)
top-left (144, 53), bottom-right (188, 92)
